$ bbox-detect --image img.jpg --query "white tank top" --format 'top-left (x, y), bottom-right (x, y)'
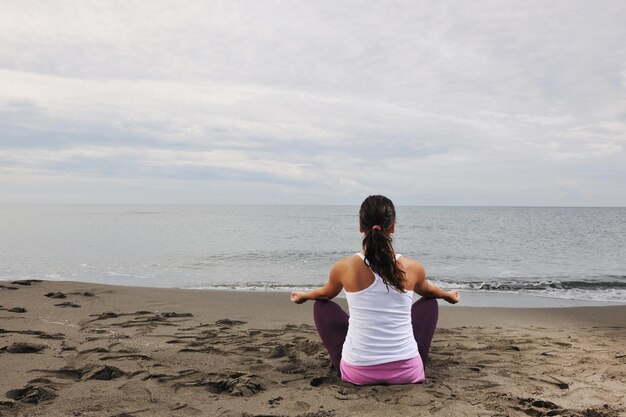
top-left (341, 253), bottom-right (419, 366)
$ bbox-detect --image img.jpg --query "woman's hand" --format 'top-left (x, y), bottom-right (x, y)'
top-left (291, 291), bottom-right (308, 304)
top-left (443, 290), bottom-right (461, 304)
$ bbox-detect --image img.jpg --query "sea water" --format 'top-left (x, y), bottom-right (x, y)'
top-left (0, 205), bottom-right (624, 305)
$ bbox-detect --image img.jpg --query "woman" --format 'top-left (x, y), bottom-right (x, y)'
top-left (290, 195), bottom-right (460, 385)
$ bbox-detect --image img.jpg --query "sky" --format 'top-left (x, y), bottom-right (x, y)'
top-left (1, 1), bottom-right (625, 206)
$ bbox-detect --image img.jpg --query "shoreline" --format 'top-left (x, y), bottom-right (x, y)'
top-left (4, 278), bottom-right (623, 308)
top-left (0, 280), bottom-right (624, 416)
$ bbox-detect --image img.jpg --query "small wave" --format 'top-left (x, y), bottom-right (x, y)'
top-left (427, 277), bottom-right (626, 303)
top-left (187, 277), bottom-right (626, 303)
top-left (188, 282), bottom-right (319, 292)
top-left (441, 278), bottom-right (626, 292)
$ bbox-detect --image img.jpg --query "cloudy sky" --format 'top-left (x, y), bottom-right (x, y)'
top-left (1, 1), bottom-right (625, 205)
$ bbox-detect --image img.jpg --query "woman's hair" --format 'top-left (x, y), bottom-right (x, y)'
top-left (359, 195), bottom-right (406, 293)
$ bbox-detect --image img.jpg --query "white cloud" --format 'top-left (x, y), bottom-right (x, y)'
top-left (0, 1), bottom-right (625, 205)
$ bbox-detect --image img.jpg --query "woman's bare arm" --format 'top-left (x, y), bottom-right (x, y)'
top-left (409, 261), bottom-right (460, 304)
top-left (291, 260), bottom-right (345, 304)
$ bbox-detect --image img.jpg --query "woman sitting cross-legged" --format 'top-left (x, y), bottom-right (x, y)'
top-left (290, 195), bottom-right (460, 385)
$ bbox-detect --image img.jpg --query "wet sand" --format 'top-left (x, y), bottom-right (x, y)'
top-left (0, 280), bottom-right (624, 417)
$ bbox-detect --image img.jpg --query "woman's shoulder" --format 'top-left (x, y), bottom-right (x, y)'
top-left (332, 254), bottom-right (362, 270)
top-left (329, 254), bottom-right (366, 280)
top-left (327, 255), bottom-right (362, 288)
top-left (398, 256), bottom-right (426, 278)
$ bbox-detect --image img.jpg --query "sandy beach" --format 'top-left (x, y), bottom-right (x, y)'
top-left (0, 280), bottom-right (624, 417)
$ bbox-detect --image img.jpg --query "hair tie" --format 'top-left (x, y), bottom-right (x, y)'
top-left (371, 225), bottom-right (381, 230)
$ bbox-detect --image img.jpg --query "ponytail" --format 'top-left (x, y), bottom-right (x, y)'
top-left (359, 195), bottom-right (406, 293)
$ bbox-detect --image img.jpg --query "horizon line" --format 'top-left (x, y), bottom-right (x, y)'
top-left (1, 202), bottom-right (625, 209)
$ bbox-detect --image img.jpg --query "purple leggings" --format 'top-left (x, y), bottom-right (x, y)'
top-left (313, 297), bottom-right (439, 375)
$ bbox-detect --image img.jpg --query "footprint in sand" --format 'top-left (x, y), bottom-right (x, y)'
top-left (1, 342), bottom-right (47, 353)
top-left (215, 318), bottom-right (246, 328)
top-left (99, 353), bottom-right (151, 361)
top-left (161, 312), bottom-right (193, 318)
top-left (32, 368), bottom-right (84, 381)
top-left (68, 291), bottom-right (95, 297)
top-left (310, 375), bottom-right (339, 387)
top-left (175, 371), bottom-right (265, 397)
top-left (237, 409), bottom-right (335, 417)
top-left (0, 329), bottom-right (65, 340)
top-left (6, 383), bottom-right (57, 404)
top-left (11, 280), bottom-right (42, 286)
top-left (79, 346), bottom-right (110, 354)
top-left (516, 397), bottom-right (567, 416)
top-left (44, 292), bottom-right (67, 299)
top-left (85, 310), bottom-right (193, 327)
top-left (54, 302), bottom-right (81, 308)
top-left (140, 369), bottom-right (200, 383)
top-left (268, 395), bottom-right (283, 406)
top-left (179, 345), bottom-right (222, 354)
top-left (0, 306), bottom-right (27, 313)
top-left (0, 284), bottom-right (19, 290)
top-left (269, 344), bottom-right (290, 358)
top-left (87, 365), bottom-right (126, 380)
top-left (33, 365), bottom-right (126, 381)
top-left (275, 361), bottom-right (304, 374)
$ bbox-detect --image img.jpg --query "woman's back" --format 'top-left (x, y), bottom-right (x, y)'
top-left (342, 253), bottom-right (419, 366)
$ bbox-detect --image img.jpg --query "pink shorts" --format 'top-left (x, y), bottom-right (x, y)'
top-left (339, 355), bottom-right (425, 385)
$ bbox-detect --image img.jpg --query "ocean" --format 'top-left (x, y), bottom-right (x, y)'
top-left (1, 205), bottom-right (624, 305)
